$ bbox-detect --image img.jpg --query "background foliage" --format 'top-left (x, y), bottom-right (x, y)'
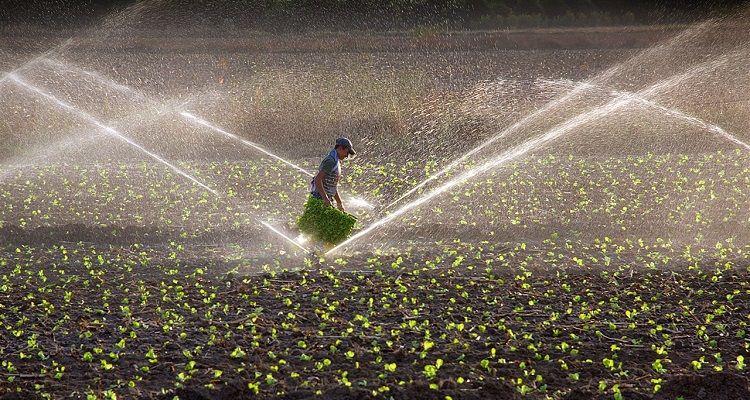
top-left (1, 0), bottom-right (747, 31)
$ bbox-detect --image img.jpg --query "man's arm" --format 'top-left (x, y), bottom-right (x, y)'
top-left (314, 171), bottom-right (331, 206)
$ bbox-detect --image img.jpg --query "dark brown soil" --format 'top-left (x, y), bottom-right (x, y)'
top-left (538, 373), bottom-right (750, 400)
top-left (5, 373), bottom-right (741, 400)
top-left (653, 373), bottom-right (750, 400)
top-left (561, 389), bottom-right (650, 400)
top-left (164, 380), bottom-right (521, 400)
top-left (1, 238), bottom-right (749, 399)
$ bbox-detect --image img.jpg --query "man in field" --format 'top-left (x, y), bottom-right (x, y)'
top-left (310, 137), bottom-right (356, 210)
top-left (297, 137), bottom-right (357, 249)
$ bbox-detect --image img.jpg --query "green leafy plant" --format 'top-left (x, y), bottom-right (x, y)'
top-left (297, 196), bottom-right (357, 245)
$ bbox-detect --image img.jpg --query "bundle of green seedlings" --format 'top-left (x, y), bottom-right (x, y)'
top-left (297, 196), bottom-right (357, 245)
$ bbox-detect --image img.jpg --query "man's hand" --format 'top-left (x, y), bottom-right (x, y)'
top-left (334, 193), bottom-right (344, 212)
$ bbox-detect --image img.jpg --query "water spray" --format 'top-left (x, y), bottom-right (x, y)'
top-left (260, 221), bottom-right (311, 253)
top-left (37, 58), bottom-right (374, 210)
top-left (327, 54), bottom-right (733, 255)
top-left (0, 49), bottom-right (64, 88)
top-left (347, 197), bottom-right (376, 210)
top-left (380, 80), bottom-right (597, 211)
top-left (35, 58), bottom-right (313, 177)
top-left (640, 100), bottom-right (750, 151)
top-left (541, 78), bottom-right (750, 152)
top-left (598, 85), bottom-right (750, 152)
top-left (7, 74), bottom-right (317, 254)
top-left (179, 111), bottom-right (313, 177)
top-left (0, 1), bottom-right (162, 88)
top-left (382, 20), bottom-right (720, 211)
top-left (8, 74), bottom-right (219, 195)
top-left (0, 134), bottom-right (101, 183)
top-left (42, 58), bottom-right (152, 102)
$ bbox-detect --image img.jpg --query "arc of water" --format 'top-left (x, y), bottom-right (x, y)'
top-left (1, 54), bottom-right (58, 87)
top-left (0, 0), bottom-right (164, 90)
top-left (41, 58), bottom-right (152, 102)
top-left (8, 74), bottom-right (219, 196)
top-left (327, 56), bottom-right (731, 255)
top-left (544, 78), bottom-right (750, 152)
top-left (180, 111), bottom-right (314, 177)
top-left (1, 97), bottom-right (194, 183)
top-left (638, 100), bottom-right (750, 151)
top-left (260, 221), bottom-right (311, 252)
top-left (382, 20), bottom-right (718, 211)
top-left (34, 60), bottom-right (382, 211)
top-left (7, 74), bottom-right (313, 253)
top-left (38, 58), bottom-right (314, 177)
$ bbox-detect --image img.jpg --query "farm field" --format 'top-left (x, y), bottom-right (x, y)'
top-left (1, 153), bottom-right (750, 399)
top-left (3, 4), bottom-right (750, 398)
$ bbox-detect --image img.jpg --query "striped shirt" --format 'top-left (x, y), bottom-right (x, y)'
top-left (310, 149), bottom-right (340, 199)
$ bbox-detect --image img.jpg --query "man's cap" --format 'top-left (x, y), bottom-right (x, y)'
top-left (336, 137), bottom-right (356, 155)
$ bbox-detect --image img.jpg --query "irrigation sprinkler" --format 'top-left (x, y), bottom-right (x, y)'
top-left (8, 74), bottom-right (219, 196)
top-left (327, 53), bottom-right (735, 256)
top-left (381, 19), bottom-right (720, 212)
top-left (36, 59), bottom-right (375, 209)
top-left (37, 58), bottom-right (312, 176)
top-left (7, 74), bottom-right (319, 255)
